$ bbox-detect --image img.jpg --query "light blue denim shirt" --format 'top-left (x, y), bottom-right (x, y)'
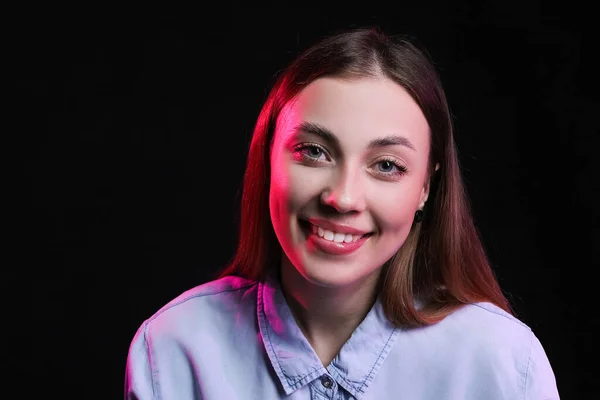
top-left (125, 274), bottom-right (559, 399)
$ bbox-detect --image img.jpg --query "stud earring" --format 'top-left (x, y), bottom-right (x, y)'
top-left (414, 209), bottom-right (424, 223)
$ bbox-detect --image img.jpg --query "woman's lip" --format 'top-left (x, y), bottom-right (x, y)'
top-left (299, 220), bottom-right (371, 256)
top-left (306, 230), bottom-right (370, 256)
top-left (304, 217), bottom-right (371, 236)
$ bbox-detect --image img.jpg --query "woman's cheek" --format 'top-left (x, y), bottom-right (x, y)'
top-left (369, 185), bottom-right (419, 227)
top-left (287, 165), bottom-right (329, 208)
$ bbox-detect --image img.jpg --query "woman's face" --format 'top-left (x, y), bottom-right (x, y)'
top-left (269, 77), bottom-right (433, 289)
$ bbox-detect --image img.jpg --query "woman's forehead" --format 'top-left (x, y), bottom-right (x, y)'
top-left (276, 77), bottom-right (431, 154)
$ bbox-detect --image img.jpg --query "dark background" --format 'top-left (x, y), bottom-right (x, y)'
top-left (14, 2), bottom-right (597, 399)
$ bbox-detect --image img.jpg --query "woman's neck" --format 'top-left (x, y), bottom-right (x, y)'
top-left (279, 258), bottom-right (380, 365)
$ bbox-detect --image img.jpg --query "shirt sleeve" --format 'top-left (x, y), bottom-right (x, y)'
top-left (525, 332), bottom-right (560, 399)
top-left (124, 322), bottom-right (155, 400)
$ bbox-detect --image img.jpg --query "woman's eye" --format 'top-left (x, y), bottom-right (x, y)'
top-left (305, 146), bottom-right (324, 159)
top-left (295, 144), bottom-right (328, 162)
top-left (374, 159), bottom-right (408, 177)
top-left (377, 160), bottom-right (397, 173)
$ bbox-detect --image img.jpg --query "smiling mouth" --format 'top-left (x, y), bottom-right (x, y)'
top-left (298, 219), bottom-right (373, 243)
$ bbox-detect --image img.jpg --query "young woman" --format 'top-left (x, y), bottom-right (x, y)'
top-left (125, 28), bottom-right (559, 399)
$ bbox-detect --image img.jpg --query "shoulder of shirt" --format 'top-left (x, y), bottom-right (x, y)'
top-left (440, 301), bottom-right (533, 346)
top-left (143, 275), bottom-right (259, 326)
top-left (406, 301), bottom-right (535, 372)
top-left (466, 301), bottom-right (530, 330)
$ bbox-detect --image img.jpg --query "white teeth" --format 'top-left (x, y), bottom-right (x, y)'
top-left (333, 232), bottom-right (345, 243)
top-left (311, 224), bottom-right (363, 243)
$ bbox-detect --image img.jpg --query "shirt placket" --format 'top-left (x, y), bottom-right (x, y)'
top-left (310, 373), bottom-right (339, 400)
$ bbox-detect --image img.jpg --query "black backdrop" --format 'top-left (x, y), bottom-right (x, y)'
top-left (14, 3), bottom-right (598, 399)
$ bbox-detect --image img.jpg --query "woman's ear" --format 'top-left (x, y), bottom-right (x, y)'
top-left (419, 163), bottom-right (440, 209)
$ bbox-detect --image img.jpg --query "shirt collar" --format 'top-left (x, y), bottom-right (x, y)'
top-left (257, 272), bottom-right (399, 398)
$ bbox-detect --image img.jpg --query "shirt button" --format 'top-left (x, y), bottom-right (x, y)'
top-left (321, 376), bottom-right (333, 389)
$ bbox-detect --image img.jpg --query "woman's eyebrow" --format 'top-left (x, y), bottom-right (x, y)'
top-left (294, 121), bottom-right (416, 151)
top-left (294, 121), bottom-right (340, 147)
top-left (367, 135), bottom-right (416, 151)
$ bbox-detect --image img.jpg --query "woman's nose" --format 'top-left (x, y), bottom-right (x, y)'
top-left (320, 167), bottom-right (366, 213)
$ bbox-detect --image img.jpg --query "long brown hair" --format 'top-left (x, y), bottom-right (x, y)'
top-left (216, 28), bottom-right (512, 327)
